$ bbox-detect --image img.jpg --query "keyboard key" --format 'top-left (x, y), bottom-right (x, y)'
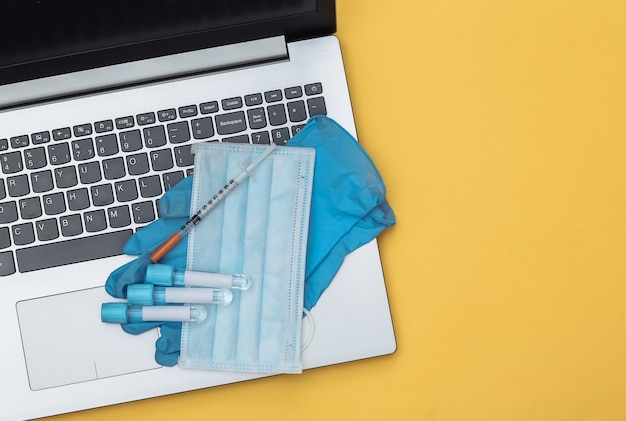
top-left (12, 223), bottom-right (35, 246)
top-left (119, 130), bottom-right (142, 152)
top-left (0, 139), bottom-right (8, 151)
top-left (0, 227), bottom-right (10, 248)
top-left (71, 138), bottom-right (96, 161)
top-left (35, 218), bottom-right (59, 241)
top-left (126, 153), bottom-right (150, 175)
top-left (284, 86), bottom-right (303, 99)
top-left (157, 109), bottom-right (177, 122)
top-left (31, 171), bottom-right (53, 193)
top-left (10, 135), bottom-right (29, 148)
top-left (115, 116), bottom-right (135, 130)
top-left (24, 147), bottom-right (47, 169)
top-left (47, 143), bottom-right (71, 165)
top-left (84, 209), bottom-right (107, 232)
top-left (247, 108), bottom-right (267, 129)
top-left (107, 205), bottom-right (132, 228)
top-left (114, 180), bottom-right (138, 202)
top-left (138, 175), bottom-right (162, 198)
top-left (244, 93), bottom-right (263, 106)
top-left (174, 145), bottom-right (194, 167)
top-left (43, 192), bottom-right (66, 215)
top-left (91, 184), bottom-right (114, 206)
top-left (95, 134), bottom-right (119, 156)
top-left (163, 171), bottom-right (184, 191)
top-left (267, 104), bottom-right (287, 126)
top-left (287, 100), bottom-right (307, 122)
top-left (15, 230), bottom-right (132, 273)
top-left (143, 126), bottom-right (167, 148)
top-left (190, 117), bottom-right (214, 139)
top-left (0, 251), bottom-right (16, 275)
top-left (304, 82), bottom-right (323, 95)
top-left (291, 125), bottom-right (306, 136)
top-left (178, 105), bottom-right (198, 118)
top-left (19, 197), bottom-right (42, 219)
top-left (78, 161), bottom-right (102, 184)
top-left (132, 201), bottom-right (155, 224)
top-left (167, 121), bottom-right (191, 144)
top-left (7, 174), bottom-right (30, 197)
top-left (60, 214), bottom-right (83, 237)
top-left (215, 111), bottom-right (247, 135)
top-left (53, 166), bottom-right (78, 188)
top-left (94, 120), bottom-right (114, 133)
top-left (1, 151), bottom-right (24, 174)
top-left (222, 97), bottom-right (243, 110)
top-left (307, 96), bottom-right (327, 116)
top-left (149, 149), bottom-right (174, 171)
top-left (224, 135), bottom-right (249, 143)
top-left (137, 112), bottom-right (156, 126)
top-left (67, 188), bottom-right (90, 211)
top-left (0, 179), bottom-right (4, 200)
top-left (52, 127), bottom-right (71, 141)
top-left (73, 124), bottom-right (93, 137)
top-left (31, 131), bottom-right (50, 145)
top-left (264, 90), bottom-right (282, 103)
top-left (251, 131), bottom-right (270, 145)
top-left (102, 157), bottom-right (126, 180)
top-left (200, 101), bottom-right (219, 114)
top-left (271, 128), bottom-right (290, 145)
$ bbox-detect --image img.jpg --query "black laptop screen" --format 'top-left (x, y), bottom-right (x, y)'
top-left (0, 0), bottom-right (334, 85)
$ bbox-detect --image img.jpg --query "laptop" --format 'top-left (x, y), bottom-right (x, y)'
top-left (0, 1), bottom-right (396, 419)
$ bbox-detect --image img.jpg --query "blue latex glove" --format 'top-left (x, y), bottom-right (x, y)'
top-left (105, 115), bottom-right (395, 365)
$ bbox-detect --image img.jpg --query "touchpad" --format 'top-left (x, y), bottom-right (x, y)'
top-left (16, 287), bottom-right (160, 391)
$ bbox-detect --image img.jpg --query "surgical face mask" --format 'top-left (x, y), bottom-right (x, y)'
top-left (179, 143), bottom-right (315, 374)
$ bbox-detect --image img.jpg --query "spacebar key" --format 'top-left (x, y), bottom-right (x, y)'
top-left (16, 230), bottom-right (133, 273)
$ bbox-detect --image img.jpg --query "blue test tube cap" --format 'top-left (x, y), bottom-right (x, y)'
top-left (146, 264), bottom-right (174, 286)
top-left (127, 284), bottom-right (155, 305)
top-left (101, 303), bottom-right (129, 324)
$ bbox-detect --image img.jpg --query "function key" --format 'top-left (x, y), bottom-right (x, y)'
top-left (244, 93), bottom-right (263, 106)
top-left (304, 82), bottom-right (323, 96)
top-left (73, 123), bottom-right (93, 137)
top-left (0, 139), bottom-right (8, 151)
top-left (199, 101), bottom-right (219, 114)
top-left (52, 127), bottom-right (72, 141)
top-left (264, 90), bottom-right (283, 103)
top-left (222, 97), bottom-right (243, 110)
top-left (284, 86), bottom-right (303, 99)
top-left (10, 135), bottom-right (29, 148)
top-left (137, 112), bottom-right (156, 126)
top-left (115, 116), bottom-right (135, 130)
top-left (94, 120), bottom-right (114, 133)
top-left (157, 109), bottom-right (177, 122)
top-left (31, 131), bottom-right (50, 145)
top-left (178, 105), bottom-right (198, 118)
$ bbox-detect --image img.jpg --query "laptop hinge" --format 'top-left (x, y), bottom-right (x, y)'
top-left (0, 36), bottom-right (288, 110)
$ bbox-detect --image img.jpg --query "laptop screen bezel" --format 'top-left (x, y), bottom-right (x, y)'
top-left (0, 0), bottom-right (335, 86)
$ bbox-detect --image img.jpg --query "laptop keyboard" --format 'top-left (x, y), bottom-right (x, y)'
top-left (0, 82), bottom-right (326, 276)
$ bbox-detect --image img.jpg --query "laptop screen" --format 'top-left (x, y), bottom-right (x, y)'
top-left (0, 0), bottom-right (335, 85)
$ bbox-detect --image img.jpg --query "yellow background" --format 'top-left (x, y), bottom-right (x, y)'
top-left (50, 1), bottom-right (626, 420)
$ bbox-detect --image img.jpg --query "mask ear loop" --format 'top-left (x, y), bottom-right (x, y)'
top-left (301, 308), bottom-right (316, 351)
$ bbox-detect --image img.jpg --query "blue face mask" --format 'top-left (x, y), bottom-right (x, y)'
top-left (178, 143), bottom-right (315, 374)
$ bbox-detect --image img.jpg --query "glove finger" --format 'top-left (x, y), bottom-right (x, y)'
top-left (155, 322), bottom-right (182, 366)
top-left (121, 321), bottom-right (162, 335)
top-left (105, 252), bottom-right (152, 298)
top-left (158, 176), bottom-right (193, 218)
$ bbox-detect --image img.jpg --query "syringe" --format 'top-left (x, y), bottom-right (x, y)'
top-left (149, 144), bottom-right (277, 263)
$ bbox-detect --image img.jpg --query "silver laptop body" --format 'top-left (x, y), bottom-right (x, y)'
top-left (0, 2), bottom-right (395, 419)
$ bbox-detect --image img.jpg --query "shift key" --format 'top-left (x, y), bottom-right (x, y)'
top-left (215, 111), bottom-right (247, 135)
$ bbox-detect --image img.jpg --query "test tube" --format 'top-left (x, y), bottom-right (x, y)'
top-left (127, 284), bottom-right (233, 306)
top-left (101, 303), bottom-right (207, 324)
top-left (145, 264), bottom-right (251, 290)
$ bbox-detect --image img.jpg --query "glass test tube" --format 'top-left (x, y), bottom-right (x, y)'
top-left (145, 263), bottom-right (251, 290)
top-left (127, 284), bottom-right (233, 306)
top-left (101, 303), bottom-right (207, 324)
